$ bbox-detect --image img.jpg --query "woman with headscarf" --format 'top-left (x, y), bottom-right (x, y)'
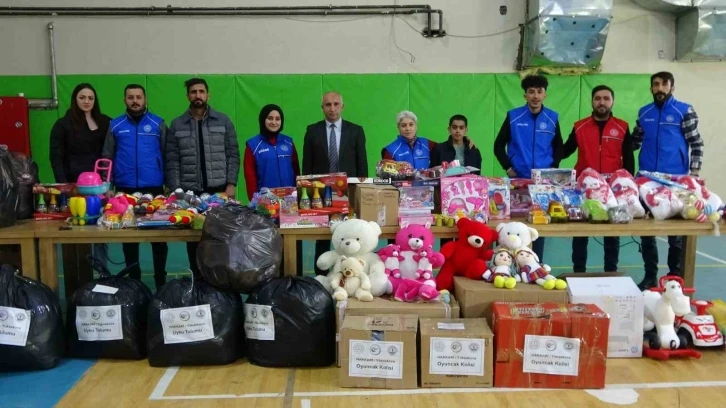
top-left (243, 104), bottom-right (300, 201)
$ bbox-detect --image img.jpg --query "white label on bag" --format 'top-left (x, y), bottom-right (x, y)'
top-left (437, 322), bottom-right (465, 330)
top-left (160, 304), bottom-right (214, 344)
top-left (76, 305), bottom-right (123, 341)
top-left (523, 335), bottom-right (581, 376)
top-left (0, 306), bottom-right (31, 347)
top-left (348, 340), bottom-right (403, 379)
top-left (244, 304), bottom-right (275, 341)
top-left (92, 284), bottom-right (119, 295)
top-left (429, 337), bottom-right (485, 376)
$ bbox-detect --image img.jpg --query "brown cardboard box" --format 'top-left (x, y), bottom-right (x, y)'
top-left (454, 277), bottom-right (569, 323)
top-left (339, 314), bottom-right (418, 389)
top-left (336, 296), bottom-right (461, 366)
top-left (419, 318), bottom-right (494, 388)
top-left (354, 184), bottom-right (399, 226)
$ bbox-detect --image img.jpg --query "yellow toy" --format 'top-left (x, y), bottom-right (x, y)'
top-left (707, 299), bottom-right (726, 335)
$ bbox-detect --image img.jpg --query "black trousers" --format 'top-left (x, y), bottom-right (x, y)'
top-left (314, 240), bottom-right (332, 276)
top-left (572, 237), bottom-right (620, 272)
top-left (532, 237), bottom-right (545, 263)
top-left (640, 235), bottom-right (683, 280)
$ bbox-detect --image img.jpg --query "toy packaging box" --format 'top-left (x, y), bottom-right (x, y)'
top-left (567, 277), bottom-right (644, 358)
top-left (487, 177), bottom-right (510, 220)
top-left (440, 175), bottom-right (489, 222)
top-left (492, 302), bottom-right (609, 389)
top-left (296, 173), bottom-right (349, 213)
top-left (32, 183), bottom-right (76, 221)
top-left (532, 168), bottom-right (577, 188)
top-left (339, 314), bottom-right (418, 389)
top-left (528, 184), bottom-right (564, 210)
top-left (510, 178), bottom-right (534, 217)
top-left (398, 186), bottom-right (435, 211)
top-left (419, 318), bottom-right (494, 388)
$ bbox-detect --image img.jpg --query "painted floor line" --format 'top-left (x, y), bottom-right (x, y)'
top-left (148, 366), bottom-right (179, 400)
top-left (301, 399), bottom-right (311, 408)
top-left (656, 237), bottom-right (726, 265)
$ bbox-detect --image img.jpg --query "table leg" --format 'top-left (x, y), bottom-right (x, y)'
top-left (62, 244), bottom-right (94, 299)
top-left (19, 238), bottom-right (38, 281)
top-left (283, 234), bottom-right (297, 277)
top-left (682, 235), bottom-right (697, 287)
top-left (39, 239), bottom-right (59, 294)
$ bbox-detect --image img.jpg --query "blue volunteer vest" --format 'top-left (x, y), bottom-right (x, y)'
top-left (507, 105), bottom-right (559, 178)
top-left (637, 96), bottom-right (690, 174)
top-left (384, 135), bottom-right (431, 170)
top-left (247, 133), bottom-right (296, 189)
top-left (109, 112), bottom-right (164, 188)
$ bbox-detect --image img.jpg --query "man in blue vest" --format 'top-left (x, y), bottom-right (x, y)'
top-left (102, 84), bottom-right (168, 290)
top-left (494, 74), bottom-right (564, 263)
top-left (633, 71), bottom-right (704, 290)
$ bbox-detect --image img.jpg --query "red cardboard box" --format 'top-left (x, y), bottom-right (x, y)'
top-left (492, 302), bottom-right (609, 389)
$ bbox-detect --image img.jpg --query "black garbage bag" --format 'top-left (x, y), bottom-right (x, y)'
top-left (197, 204), bottom-right (282, 293)
top-left (9, 151), bottom-right (39, 220)
top-left (245, 277), bottom-right (335, 367)
top-left (146, 277), bottom-right (245, 367)
top-left (0, 265), bottom-right (64, 371)
top-left (0, 148), bottom-right (20, 228)
top-left (66, 257), bottom-right (153, 360)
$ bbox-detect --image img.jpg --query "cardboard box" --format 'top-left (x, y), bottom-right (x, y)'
top-left (567, 277), bottom-right (644, 358)
top-left (454, 277), bottom-right (569, 323)
top-left (339, 314), bottom-right (418, 389)
top-left (419, 318), bottom-right (494, 388)
top-left (336, 296), bottom-right (460, 366)
top-left (558, 272), bottom-right (625, 281)
top-left (296, 173), bottom-right (349, 213)
top-left (492, 302), bottom-right (609, 389)
top-left (279, 213), bottom-right (330, 229)
top-left (354, 184), bottom-right (400, 226)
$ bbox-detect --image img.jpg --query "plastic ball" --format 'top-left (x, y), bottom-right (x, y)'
top-left (703, 204), bottom-right (713, 216)
top-left (696, 213), bottom-right (708, 223)
top-left (685, 207), bottom-right (699, 219)
top-left (694, 200), bottom-right (704, 211)
top-left (709, 212), bottom-right (720, 222)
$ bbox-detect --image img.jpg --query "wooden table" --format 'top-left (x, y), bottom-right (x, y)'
top-left (0, 220), bottom-right (38, 280)
top-left (280, 219), bottom-right (722, 287)
top-left (34, 221), bottom-right (202, 295)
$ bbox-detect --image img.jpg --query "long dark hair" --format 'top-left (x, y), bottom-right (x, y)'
top-left (68, 83), bottom-right (103, 130)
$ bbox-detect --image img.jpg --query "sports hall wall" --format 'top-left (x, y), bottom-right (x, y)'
top-left (1, 0), bottom-right (724, 199)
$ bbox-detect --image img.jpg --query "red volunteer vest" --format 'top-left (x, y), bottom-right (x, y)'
top-left (573, 116), bottom-right (628, 176)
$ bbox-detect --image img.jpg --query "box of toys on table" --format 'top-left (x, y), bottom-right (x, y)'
top-left (398, 185), bottom-right (435, 226)
top-left (440, 175), bottom-right (489, 222)
top-left (487, 177), bottom-right (510, 220)
top-left (280, 173), bottom-right (351, 228)
top-left (510, 178), bottom-right (534, 217)
top-left (335, 296), bottom-right (460, 366)
top-left (32, 183), bottom-right (75, 221)
top-left (419, 318), bottom-right (494, 388)
top-left (339, 314), bottom-right (419, 389)
top-left (454, 276), bottom-right (568, 323)
top-left (531, 168), bottom-right (577, 188)
top-left (492, 302), bottom-right (609, 389)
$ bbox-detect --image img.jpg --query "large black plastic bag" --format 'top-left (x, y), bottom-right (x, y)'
top-left (146, 277), bottom-right (245, 367)
top-left (245, 277), bottom-right (335, 367)
top-left (197, 204), bottom-right (282, 293)
top-left (0, 265), bottom-right (64, 371)
top-left (0, 148), bottom-right (20, 228)
top-left (10, 151), bottom-right (39, 220)
top-left (66, 257), bottom-right (152, 360)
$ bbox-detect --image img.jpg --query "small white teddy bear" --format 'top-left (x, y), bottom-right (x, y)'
top-left (330, 256), bottom-right (374, 302)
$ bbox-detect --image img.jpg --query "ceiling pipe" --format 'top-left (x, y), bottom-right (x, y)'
top-left (0, 5), bottom-right (445, 37)
top-left (26, 22), bottom-right (58, 110)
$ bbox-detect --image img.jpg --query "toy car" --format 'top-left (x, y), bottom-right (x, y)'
top-left (547, 201), bottom-right (567, 223)
top-left (566, 206), bottom-right (585, 221)
top-left (582, 199), bottom-right (609, 223)
top-left (527, 204), bottom-right (550, 224)
top-left (676, 299), bottom-right (724, 348)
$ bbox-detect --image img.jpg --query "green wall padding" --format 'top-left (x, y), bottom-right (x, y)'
top-left (1, 73), bottom-right (650, 202)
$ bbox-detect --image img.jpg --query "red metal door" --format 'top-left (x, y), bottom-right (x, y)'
top-left (0, 96), bottom-right (31, 156)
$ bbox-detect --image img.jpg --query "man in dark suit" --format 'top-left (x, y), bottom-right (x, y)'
top-left (303, 91), bottom-right (369, 275)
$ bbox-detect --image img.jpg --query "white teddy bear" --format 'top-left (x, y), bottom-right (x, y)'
top-left (330, 256), bottom-right (374, 302)
top-left (495, 221), bottom-right (539, 252)
top-left (314, 219), bottom-right (391, 297)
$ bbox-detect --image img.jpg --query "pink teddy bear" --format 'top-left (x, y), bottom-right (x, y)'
top-left (377, 244), bottom-right (404, 278)
top-left (388, 223), bottom-right (446, 302)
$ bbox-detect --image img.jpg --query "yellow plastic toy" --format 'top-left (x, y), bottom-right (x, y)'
top-left (707, 299), bottom-right (726, 335)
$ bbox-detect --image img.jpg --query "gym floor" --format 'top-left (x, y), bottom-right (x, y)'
top-left (2, 235), bottom-right (726, 408)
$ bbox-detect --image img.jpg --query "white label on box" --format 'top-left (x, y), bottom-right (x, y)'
top-left (437, 322), bottom-right (465, 330)
top-left (0, 306), bottom-right (31, 347)
top-left (348, 340), bottom-right (403, 379)
top-left (429, 337), bottom-right (484, 376)
top-left (244, 304), bottom-right (275, 341)
top-left (160, 304), bottom-right (214, 344)
top-left (377, 205), bottom-right (386, 226)
top-left (76, 305), bottom-right (123, 341)
top-left (92, 284), bottom-right (119, 295)
top-left (523, 335), bottom-right (580, 376)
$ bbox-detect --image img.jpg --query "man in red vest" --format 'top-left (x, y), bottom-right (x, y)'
top-left (563, 85), bottom-right (635, 273)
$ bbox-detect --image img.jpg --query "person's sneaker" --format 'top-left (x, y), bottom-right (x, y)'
top-left (638, 277), bottom-right (658, 291)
